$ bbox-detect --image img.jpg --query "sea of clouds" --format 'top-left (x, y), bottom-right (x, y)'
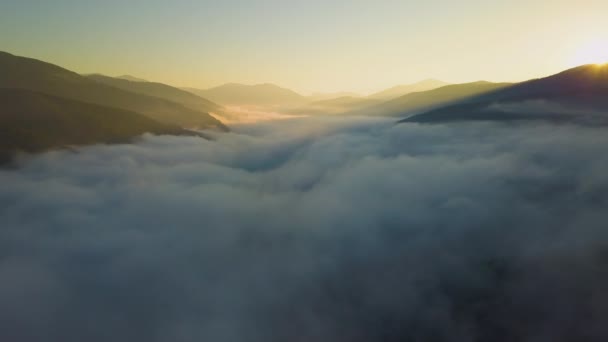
top-left (2, 116), bottom-right (608, 341)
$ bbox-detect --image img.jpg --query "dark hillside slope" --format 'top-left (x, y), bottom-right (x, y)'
top-left (0, 89), bottom-right (190, 163)
top-left (358, 82), bottom-right (512, 117)
top-left (402, 64), bottom-right (608, 124)
top-left (87, 74), bottom-right (225, 117)
top-left (0, 51), bottom-right (226, 130)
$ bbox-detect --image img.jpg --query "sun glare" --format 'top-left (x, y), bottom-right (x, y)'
top-left (571, 39), bottom-right (608, 66)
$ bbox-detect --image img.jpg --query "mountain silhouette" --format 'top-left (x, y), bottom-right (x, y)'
top-left (87, 74), bottom-right (227, 119)
top-left (368, 79), bottom-right (450, 100)
top-left (357, 81), bottom-right (511, 117)
top-left (401, 64), bottom-right (608, 123)
top-left (0, 89), bottom-right (190, 163)
top-left (307, 92), bottom-right (362, 102)
top-left (0, 51), bottom-right (226, 130)
top-left (117, 75), bottom-right (148, 82)
top-left (186, 83), bottom-right (306, 107)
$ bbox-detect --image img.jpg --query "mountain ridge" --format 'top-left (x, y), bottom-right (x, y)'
top-left (368, 79), bottom-right (450, 100)
top-left (0, 51), bottom-right (226, 130)
top-left (86, 74), bottom-right (226, 119)
top-left (0, 88), bottom-right (193, 164)
top-left (401, 64), bottom-right (608, 123)
top-left (354, 81), bottom-right (512, 117)
top-left (117, 75), bottom-right (148, 82)
top-left (185, 83), bottom-right (306, 107)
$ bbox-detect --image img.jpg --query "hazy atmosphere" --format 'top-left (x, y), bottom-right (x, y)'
top-left (2, 0), bottom-right (607, 93)
top-left (2, 1), bottom-right (608, 341)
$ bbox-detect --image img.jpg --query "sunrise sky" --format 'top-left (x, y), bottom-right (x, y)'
top-left (1, 0), bottom-right (607, 94)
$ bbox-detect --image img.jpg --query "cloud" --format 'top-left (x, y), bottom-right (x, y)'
top-left (214, 105), bottom-right (306, 124)
top-left (2, 117), bottom-right (608, 341)
top-left (485, 100), bottom-right (608, 123)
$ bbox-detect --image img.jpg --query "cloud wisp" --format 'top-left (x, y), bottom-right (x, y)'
top-left (2, 117), bottom-right (608, 341)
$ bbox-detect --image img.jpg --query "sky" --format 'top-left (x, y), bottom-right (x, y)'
top-left (1, 0), bottom-right (608, 94)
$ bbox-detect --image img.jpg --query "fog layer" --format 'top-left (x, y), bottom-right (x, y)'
top-left (2, 117), bottom-right (608, 341)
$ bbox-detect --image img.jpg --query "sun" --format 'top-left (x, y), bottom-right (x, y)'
top-left (571, 39), bottom-right (608, 66)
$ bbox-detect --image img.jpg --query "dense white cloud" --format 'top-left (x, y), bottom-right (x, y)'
top-left (2, 117), bottom-right (608, 341)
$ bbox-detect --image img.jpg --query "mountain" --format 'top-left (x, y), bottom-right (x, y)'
top-left (186, 83), bottom-right (306, 107)
top-left (0, 89), bottom-right (190, 163)
top-left (357, 81), bottom-right (512, 117)
top-left (310, 96), bottom-right (380, 109)
top-left (401, 64), bottom-right (608, 124)
top-left (368, 79), bottom-right (450, 100)
top-left (117, 75), bottom-right (148, 82)
top-left (307, 92), bottom-right (362, 102)
top-left (289, 96), bottom-right (381, 115)
top-left (87, 74), bottom-right (226, 118)
top-left (0, 51), bottom-right (226, 130)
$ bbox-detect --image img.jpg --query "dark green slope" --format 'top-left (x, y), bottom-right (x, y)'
top-left (87, 74), bottom-right (226, 117)
top-left (0, 89), bottom-right (192, 163)
top-left (401, 64), bottom-right (608, 124)
top-left (0, 51), bottom-right (226, 131)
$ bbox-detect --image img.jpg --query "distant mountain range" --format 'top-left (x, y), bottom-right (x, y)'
top-left (285, 80), bottom-right (510, 117)
top-left (368, 79), bottom-right (450, 100)
top-left (2, 49), bottom-right (607, 161)
top-left (308, 92), bottom-right (362, 102)
top-left (0, 51), bottom-right (225, 162)
top-left (186, 80), bottom-right (451, 109)
top-left (185, 83), bottom-right (307, 107)
top-left (400, 64), bottom-right (608, 124)
top-left (180, 67), bottom-right (608, 123)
